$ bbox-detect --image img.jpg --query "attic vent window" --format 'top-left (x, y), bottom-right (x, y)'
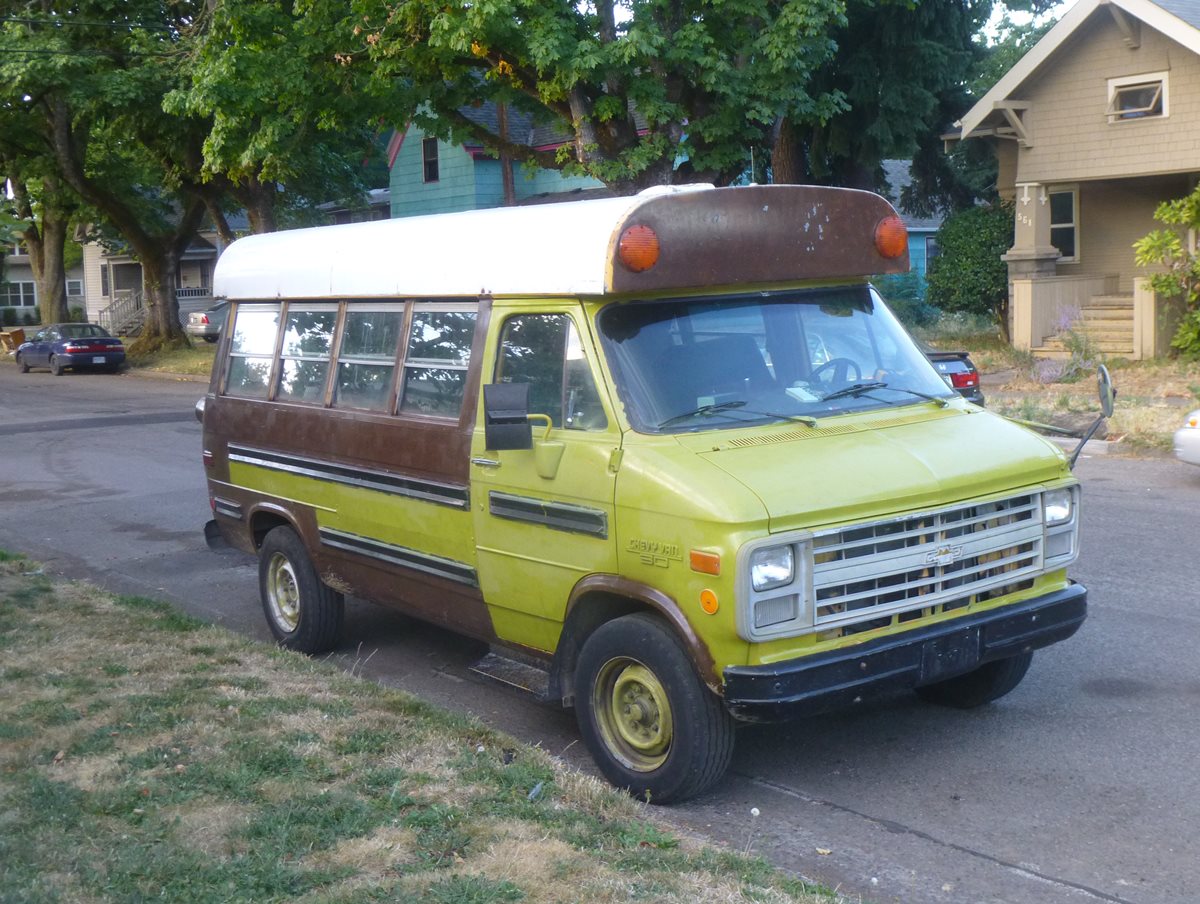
top-left (422, 137), bottom-right (440, 183)
top-left (1107, 72), bottom-right (1167, 122)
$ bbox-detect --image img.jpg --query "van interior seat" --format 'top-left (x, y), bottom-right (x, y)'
top-left (658, 333), bottom-right (774, 414)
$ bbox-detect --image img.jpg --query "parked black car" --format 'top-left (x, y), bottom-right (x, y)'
top-left (186, 300), bottom-right (229, 343)
top-left (922, 346), bottom-right (985, 406)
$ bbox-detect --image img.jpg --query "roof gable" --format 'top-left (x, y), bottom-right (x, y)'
top-left (958, 0), bottom-right (1200, 138)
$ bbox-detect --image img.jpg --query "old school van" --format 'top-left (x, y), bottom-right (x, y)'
top-left (200, 184), bottom-right (1087, 802)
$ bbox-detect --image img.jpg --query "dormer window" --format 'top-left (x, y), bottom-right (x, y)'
top-left (1107, 72), bottom-right (1168, 122)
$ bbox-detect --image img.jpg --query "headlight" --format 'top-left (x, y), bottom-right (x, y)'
top-left (1044, 488), bottom-right (1073, 526)
top-left (750, 545), bottom-right (794, 592)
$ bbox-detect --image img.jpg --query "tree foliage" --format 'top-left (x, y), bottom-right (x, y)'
top-left (1133, 185), bottom-right (1200, 359)
top-left (165, 0), bottom-right (390, 233)
top-left (926, 202), bottom-right (1014, 339)
top-left (348, 0), bottom-right (846, 192)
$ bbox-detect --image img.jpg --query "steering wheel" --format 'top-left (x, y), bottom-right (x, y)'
top-left (809, 356), bottom-right (862, 387)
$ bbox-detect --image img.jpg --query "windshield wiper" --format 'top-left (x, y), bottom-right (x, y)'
top-left (821, 381), bottom-right (949, 407)
top-left (657, 400), bottom-right (748, 428)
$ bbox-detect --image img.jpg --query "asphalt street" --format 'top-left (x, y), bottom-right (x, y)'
top-left (1, 364), bottom-right (1197, 903)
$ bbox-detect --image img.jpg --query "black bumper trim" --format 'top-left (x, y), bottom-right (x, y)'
top-left (723, 583), bottom-right (1086, 722)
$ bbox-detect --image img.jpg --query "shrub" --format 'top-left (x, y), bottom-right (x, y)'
top-left (873, 271), bottom-right (941, 328)
top-left (1133, 184), bottom-right (1200, 359)
top-left (926, 202), bottom-right (1014, 340)
top-left (0, 306), bottom-right (17, 327)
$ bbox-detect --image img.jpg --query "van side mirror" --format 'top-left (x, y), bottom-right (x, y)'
top-left (484, 383), bottom-right (533, 451)
top-left (1097, 363), bottom-right (1115, 418)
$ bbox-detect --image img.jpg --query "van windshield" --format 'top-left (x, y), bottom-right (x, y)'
top-left (596, 287), bottom-right (954, 433)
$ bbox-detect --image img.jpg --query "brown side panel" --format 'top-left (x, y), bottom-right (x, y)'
top-left (608, 185), bottom-right (909, 294)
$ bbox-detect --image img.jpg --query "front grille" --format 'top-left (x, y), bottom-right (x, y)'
top-left (811, 493), bottom-right (1044, 630)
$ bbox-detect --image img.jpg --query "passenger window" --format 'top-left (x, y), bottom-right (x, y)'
top-left (399, 308), bottom-right (477, 417)
top-left (276, 306), bottom-right (337, 404)
top-left (335, 309), bottom-right (403, 411)
top-left (496, 314), bottom-right (607, 430)
top-left (226, 305), bottom-right (281, 398)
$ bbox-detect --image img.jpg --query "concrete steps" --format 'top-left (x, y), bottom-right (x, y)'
top-left (1033, 294), bottom-right (1134, 359)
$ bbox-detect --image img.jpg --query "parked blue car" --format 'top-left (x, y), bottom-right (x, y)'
top-left (15, 323), bottom-right (126, 375)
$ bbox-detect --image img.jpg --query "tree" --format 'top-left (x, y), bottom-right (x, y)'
top-left (165, 0), bottom-right (391, 234)
top-left (0, 1), bottom-right (222, 348)
top-left (348, 0), bottom-right (846, 193)
top-left (771, 0), bottom-right (989, 195)
top-left (1133, 184), bottom-right (1200, 359)
top-left (926, 201), bottom-right (1014, 339)
top-left (2, 166), bottom-right (78, 324)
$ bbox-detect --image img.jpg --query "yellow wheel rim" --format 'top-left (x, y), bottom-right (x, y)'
top-left (266, 552), bottom-right (301, 632)
top-left (593, 658), bottom-right (673, 772)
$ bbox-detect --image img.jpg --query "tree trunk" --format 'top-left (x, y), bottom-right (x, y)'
top-left (33, 215), bottom-right (68, 325)
top-left (235, 176), bottom-right (278, 234)
top-left (771, 117), bottom-right (804, 185)
top-left (9, 173), bottom-right (72, 324)
top-left (139, 250), bottom-right (180, 340)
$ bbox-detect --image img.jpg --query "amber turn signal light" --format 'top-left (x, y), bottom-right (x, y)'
top-left (689, 550), bottom-right (721, 575)
top-left (874, 215), bottom-right (908, 259)
top-left (617, 225), bottom-right (660, 272)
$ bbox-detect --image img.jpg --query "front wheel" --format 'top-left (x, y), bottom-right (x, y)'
top-left (16, 353), bottom-right (29, 373)
top-left (258, 525), bottom-right (344, 654)
top-left (575, 613), bottom-right (735, 803)
top-left (915, 651), bottom-right (1033, 708)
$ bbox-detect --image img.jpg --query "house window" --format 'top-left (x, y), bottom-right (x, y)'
top-left (66, 279), bottom-right (83, 298)
top-left (1107, 72), bottom-right (1168, 122)
top-left (2, 281), bottom-right (37, 307)
top-left (100, 266), bottom-right (110, 298)
top-left (1049, 188), bottom-right (1078, 262)
top-left (399, 305), bottom-right (477, 418)
top-left (925, 237), bottom-right (940, 264)
top-left (422, 137), bottom-right (440, 183)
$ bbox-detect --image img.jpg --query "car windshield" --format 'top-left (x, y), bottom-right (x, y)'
top-left (59, 325), bottom-right (111, 339)
top-left (596, 286), bottom-right (954, 433)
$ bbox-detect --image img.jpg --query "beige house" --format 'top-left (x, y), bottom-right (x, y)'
top-left (953, 0), bottom-right (1199, 358)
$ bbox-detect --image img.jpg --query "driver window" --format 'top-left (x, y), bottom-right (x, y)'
top-left (496, 314), bottom-right (607, 431)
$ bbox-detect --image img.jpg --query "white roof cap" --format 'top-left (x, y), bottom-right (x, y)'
top-left (213, 185), bottom-right (712, 300)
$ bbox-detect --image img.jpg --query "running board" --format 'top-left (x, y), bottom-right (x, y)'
top-left (469, 651), bottom-right (553, 703)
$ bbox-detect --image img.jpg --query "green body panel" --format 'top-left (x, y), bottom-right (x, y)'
top-left (682, 403), bottom-right (1069, 534)
top-left (469, 302), bottom-right (621, 653)
top-left (227, 461), bottom-right (476, 567)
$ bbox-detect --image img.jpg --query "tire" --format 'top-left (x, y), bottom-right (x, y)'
top-left (203, 335), bottom-right (218, 343)
top-left (575, 612), bottom-right (735, 803)
top-left (16, 353), bottom-right (29, 374)
top-left (258, 525), bottom-right (344, 654)
top-left (915, 651), bottom-right (1034, 709)
top-left (50, 355), bottom-right (64, 376)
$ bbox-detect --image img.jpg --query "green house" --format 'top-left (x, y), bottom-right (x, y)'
top-left (388, 105), bottom-right (606, 218)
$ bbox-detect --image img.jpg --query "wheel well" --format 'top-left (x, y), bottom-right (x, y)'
top-left (551, 591), bottom-right (655, 706)
top-left (249, 511), bottom-right (292, 551)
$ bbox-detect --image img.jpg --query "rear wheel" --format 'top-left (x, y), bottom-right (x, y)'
top-left (16, 353), bottom-right (29, 374)
top-left (575, 613), bottom-right (735, 803)
top-left (50, 355), bottom-right (64, 376)
top-left (915, 651), bottom-right (1033, 708)
top-left (258, 525), bottom-right (344, 653)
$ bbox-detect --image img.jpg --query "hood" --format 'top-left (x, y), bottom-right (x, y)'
top-left (677, 407), bottom-right (1068, 533)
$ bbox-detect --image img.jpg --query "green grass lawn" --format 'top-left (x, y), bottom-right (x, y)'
top-left (0, 553), bottom-right (838, 904)
top-left (124, 340), bottom-right (218, 377)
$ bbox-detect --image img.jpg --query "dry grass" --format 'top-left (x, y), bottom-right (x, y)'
top-left (0, 554), bottom-right (838, 904)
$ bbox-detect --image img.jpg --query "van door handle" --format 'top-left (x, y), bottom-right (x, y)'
top-left (471, 457), bottom-right (501, 468)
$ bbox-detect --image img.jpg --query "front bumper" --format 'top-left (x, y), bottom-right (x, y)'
top-left (723, 582), bottom-right (1086, 722)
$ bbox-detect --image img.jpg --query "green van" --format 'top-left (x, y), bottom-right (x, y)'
top-left (200, 184), bottom-right (1086, 802)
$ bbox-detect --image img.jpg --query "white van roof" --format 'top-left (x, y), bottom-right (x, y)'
top-left (213, 184), bottom-right (906, 301)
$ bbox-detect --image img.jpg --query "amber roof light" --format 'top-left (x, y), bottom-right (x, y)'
top-left (617, 225), bottom-right (660, 272)
top-left (874, 215), bottom-right (908, 259)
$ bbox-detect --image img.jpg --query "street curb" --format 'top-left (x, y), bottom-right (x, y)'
top-left (1048, 435), bottom-right (1118, 456)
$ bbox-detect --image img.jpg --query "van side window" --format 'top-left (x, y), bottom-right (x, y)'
top-left (497, 314), bottom-right (607, 430)
top-left (335, 308), bottom-right (403, 411)
top-left (399, 307), bottom-right (477, 417)
top-left (226, 305), bottom-right (281, 398)
top-left (276, 306), bottom-right (337, 404)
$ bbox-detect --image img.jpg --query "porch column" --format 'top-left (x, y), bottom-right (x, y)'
top-left (1002, 182), bottom-right (1061, 279)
